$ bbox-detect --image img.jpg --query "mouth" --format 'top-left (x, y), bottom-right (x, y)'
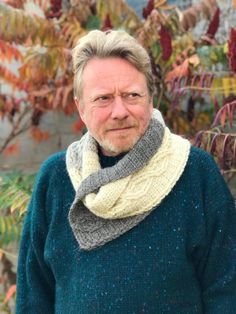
top-left (108, 126), bottom-right (134, 132)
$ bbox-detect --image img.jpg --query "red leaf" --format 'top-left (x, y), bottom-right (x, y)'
top-left (233, 139), bottom-right (236, 167)
top-left (228, 28), bottom-right (236, 73)
top-left (206, 8), bottom-right (220, 38)
top-left (213, 97), bottom-right (219, 113)
top-left (226, 103), bottom-right (233, 128)
top-left (159, 25), bottom-right (172, 61)
top-left (142, 0), bottom-right (154, 19)
top-left (221, 134), bottom-right (231, 169)
top-left (187, 96), bottom-right (195, 122)
top-left (46, 0), bottom-right (62, 18)
top-left (210, 133), bottom-right (219, 154)
top-left (220, 107), bottom-right (226, 128)
top-left (102, 14), bottom-right (113, 31)
top-left (194, 131), bottom-right (204, 147)
top-left (64, 102), bottom-right (76, 115)
top-left (212, 100), bottom-right (236, 127)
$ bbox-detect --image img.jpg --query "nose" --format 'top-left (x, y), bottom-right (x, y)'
top-left (110, 96), bottom-right (129, 120)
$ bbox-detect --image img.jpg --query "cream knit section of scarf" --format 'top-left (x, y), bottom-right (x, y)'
top-left (67, 127), bottom-right (190, 219)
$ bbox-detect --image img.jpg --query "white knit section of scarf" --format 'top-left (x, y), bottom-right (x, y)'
top-left (66, 127), bottom-right (190, 219)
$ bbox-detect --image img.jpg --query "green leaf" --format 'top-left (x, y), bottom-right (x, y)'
top-left (85, 15), bottom-right (101, 30)
top-left (151, 42), bottom-right (161, 59)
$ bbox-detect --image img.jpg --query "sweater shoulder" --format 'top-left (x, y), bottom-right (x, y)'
top-left (40, 151), bottom-right (66, 172)
top-left (32, 151), bottom-right (68, 193)
top-left (29, 151), bottom-right (72, 219)
top-left (188, 146), bottom-right (217, 167)
top-left (186, 146), bottom-right (223, 179)
top-left (186, 146), bottom-right (234, 204)
top-left (37, 151), bottom-right (66, 179)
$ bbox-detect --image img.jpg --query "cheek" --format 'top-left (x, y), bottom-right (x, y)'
top-left (144, 104), bottom-right (153, 121)
top-left (134, 106), bottom-right (152, 125)
top-left (86, 109), bottom-right (109, 132)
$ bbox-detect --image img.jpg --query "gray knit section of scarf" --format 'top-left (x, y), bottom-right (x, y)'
top-left (69, 118), bottom-right (164, 251)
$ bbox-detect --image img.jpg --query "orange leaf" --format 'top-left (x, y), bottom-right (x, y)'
top-left (233, 0), bottom-right (236, 9)
top-left (72, 119), bottom-right (85, 133)
top-left (0, 65), bottom-right (25, 90)
top-left (30, 127), bottom-right (49, 142)
top-left (165, 55), bottom-right (199, 82)
top-left (3, 142), bottom-right (20, 157)
top-left (0, 40), bottom-right (23, 62)
top-left (165, 60), bottom-right (189, 82)
top-left (3, 285), bottom-right (16, 304)
top-left (30, 87), bottom-right (52, 97)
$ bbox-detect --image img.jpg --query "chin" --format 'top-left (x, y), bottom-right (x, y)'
top-left (100, 136), bottom-right (140, 156)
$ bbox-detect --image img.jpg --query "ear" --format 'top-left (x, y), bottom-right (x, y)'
top-left (74, 97), bottom-right (85, 123)
top-left (149, 96), bottom-right (154, 114)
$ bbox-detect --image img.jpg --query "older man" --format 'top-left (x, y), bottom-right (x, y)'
top-left (16, 30), bottom-right (236, 313)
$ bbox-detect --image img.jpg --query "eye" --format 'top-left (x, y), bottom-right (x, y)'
top-left (127, 92), bottom-right (140, 98)
top-left (95, 95), bottom-right (110, 102)
top-left (122, 92), bottom-right (142, 101)
top-left (93, 95), bottom-right (112, 107)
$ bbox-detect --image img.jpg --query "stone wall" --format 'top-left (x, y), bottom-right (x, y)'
top-left (0, 111), bottom-right (80, 173)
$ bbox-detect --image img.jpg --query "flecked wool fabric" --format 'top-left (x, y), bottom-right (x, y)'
top-left (16, 147), bottom-right (236, 313)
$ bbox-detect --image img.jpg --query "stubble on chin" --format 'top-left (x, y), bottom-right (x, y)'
top-left (98, 132), bottom-right (142, 156)
top-left (94, 117), bottom-right (151, 156)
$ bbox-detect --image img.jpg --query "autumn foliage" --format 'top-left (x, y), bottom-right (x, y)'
top-left (0, 0), bottom-right (235, 175)
top-left (0, 1), bottom-right (236, 309)
top-left (228, 28), bottom-right (236, 73)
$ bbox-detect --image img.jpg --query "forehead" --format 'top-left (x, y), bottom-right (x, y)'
top-left (81, 57), bottom-right (148, 94)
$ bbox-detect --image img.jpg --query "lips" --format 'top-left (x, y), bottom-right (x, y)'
top-left (109, 127), bottom-right (133, 131)
top-left (107, 124), bottom-right (136, 132)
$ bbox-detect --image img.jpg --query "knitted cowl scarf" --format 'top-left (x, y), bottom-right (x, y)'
top-left (66, 109), bottom-right (190, 250)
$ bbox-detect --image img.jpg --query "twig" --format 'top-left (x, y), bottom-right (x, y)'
top-left (0, 249), bottom-right (17, 260)
top-left (0, 107), bottom-right (31, 155)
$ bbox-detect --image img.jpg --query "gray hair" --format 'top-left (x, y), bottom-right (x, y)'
top-left (72, 30), bottom-right (154, 99)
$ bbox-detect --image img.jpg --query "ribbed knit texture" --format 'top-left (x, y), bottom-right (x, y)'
top-left (67, 126), bottom-right (190, 219)
top-left (16, 147), bottom-right (236, 314)
top-left (67, 117), bottom-right (166, 219)
top-left (66, 121), bottom-right (190, 249)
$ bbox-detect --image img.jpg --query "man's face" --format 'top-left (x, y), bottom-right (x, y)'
top-left (75, 57), bottom-right (153, 156)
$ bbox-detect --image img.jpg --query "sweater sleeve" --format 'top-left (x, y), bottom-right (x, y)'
top-left (191, 150), bottom-right (236, 313)
top-left (16, 158), bottom-right (56, 313)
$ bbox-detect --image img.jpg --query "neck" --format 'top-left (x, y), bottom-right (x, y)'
top-left (98, 148), bottom-right (126, 169)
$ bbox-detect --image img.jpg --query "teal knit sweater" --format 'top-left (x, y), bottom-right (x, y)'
top-left (16, 147), bottom-right (236, 313)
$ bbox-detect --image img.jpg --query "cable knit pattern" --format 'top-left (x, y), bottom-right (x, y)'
top-left (66, 110), bottom-right (190, 250)
top-left (68, 128), bottom-right (190, 219)
top-left (66, 111), bottom-right (190, 219)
